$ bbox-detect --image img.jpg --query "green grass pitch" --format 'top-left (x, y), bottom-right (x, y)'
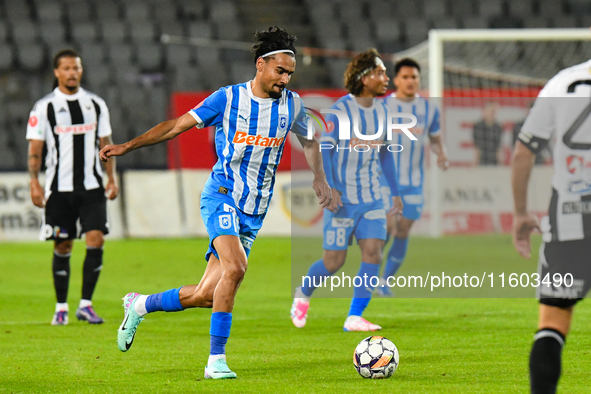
top-left (1, 235), bottom-right (590, 393)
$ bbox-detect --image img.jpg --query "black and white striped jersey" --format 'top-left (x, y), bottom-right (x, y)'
top-left (26, 87), bottom-right (112, 195)
top-left (519, 59), bottom-right (591, 242)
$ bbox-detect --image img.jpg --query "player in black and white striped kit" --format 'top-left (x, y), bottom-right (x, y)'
top-left (26, 49), bottom-right (118, 326)
top-left (512, 59), bottom-right (591, 394)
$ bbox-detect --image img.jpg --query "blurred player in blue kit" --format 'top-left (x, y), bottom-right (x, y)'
top-left (100, 27), bottom-right (332, 379)
top-left (291, 49), bottom-right (403, 332)
top-left (377, 58), bottom-right (449, 296)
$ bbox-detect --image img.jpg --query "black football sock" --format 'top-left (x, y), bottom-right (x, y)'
top-left (530, 328), bottom-right (565, 394)
top-left (82, 247), bottom-right (103, 301)
top-left (52, 251), bottom-right (71, 304)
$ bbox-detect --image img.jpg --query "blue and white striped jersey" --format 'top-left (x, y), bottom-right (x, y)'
top-left (321, 94), bottom-right (396, 205)
top-left (382, 94), bottom-right (440, 190)
top-left (189, 81), bottom-right (307, 215)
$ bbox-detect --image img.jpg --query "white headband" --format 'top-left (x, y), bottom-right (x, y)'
top-left (260, 49), bottom-right (295, 59)
top-left (356, 57), bottom-right (385, 80)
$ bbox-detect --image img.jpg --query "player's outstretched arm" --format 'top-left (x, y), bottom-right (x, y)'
top-left (511, 141), bottom-right (540, 258)
top-left (99, 113), bottom-right (198, 162)
top-left (296, 134), bottom-right (332, 210)
top-left (28, 139), bottom-right (45, 208)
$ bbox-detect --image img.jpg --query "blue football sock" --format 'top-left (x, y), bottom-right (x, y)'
top-left (301, 259), bottom-right (333, 297)
top-left (382, 237), bottom-right (408, 279)
top-left (145, 287), bottom-right (184, 313)
top-left (210, 312), bottom-right (232, 355)
top-left (348, 262), bottom-right (380, 317)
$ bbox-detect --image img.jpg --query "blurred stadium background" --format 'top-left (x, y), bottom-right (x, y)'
top-left (2, 0), bottom-right (591, 241)
top-left (4, 4), bottom-right (591, 392)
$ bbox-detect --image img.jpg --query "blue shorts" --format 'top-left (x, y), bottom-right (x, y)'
top-left (200, 191), bottom-right (265, 262)
top-left (381, 186), bottom-right (424, 221)
top-left (323, 199), bottom-right (387, 250)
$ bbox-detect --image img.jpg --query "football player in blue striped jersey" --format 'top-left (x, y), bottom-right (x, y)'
top-left (377, 58), bottom-right (449, 297)
top-left (291, 49), bottom-right (402, 332)
top-left (100, 26), bottom-right (332, 379)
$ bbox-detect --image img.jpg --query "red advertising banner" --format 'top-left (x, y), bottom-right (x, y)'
top-left (168, 92), bottom-right (214, 170)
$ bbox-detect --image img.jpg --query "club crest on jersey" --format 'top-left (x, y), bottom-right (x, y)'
top-left (219, 214), bottom-right (232, 229)
top-left (279, 115), bottom-right (288, 131)
top-left (326, 230), bottom-right (335, 245)
top-left (28, 116), bottom-right (38, 127)
top-left (566, 155), bottom-right (584, 174)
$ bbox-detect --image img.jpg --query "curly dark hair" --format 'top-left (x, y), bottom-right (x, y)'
top-left (251, 26), bottom-right (297, 64)
top-left (344, 48), bottom-right (382, 95)
top-left (53, 48), bottom-right (80, 69)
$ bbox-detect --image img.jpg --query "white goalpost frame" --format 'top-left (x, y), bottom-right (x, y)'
top-left (426, 28), bottom-right (591, 237)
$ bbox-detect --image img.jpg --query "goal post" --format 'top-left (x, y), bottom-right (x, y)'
top-left (425, 28), bottom-right (591, 237)
top-left (428, 28), bottom-right (591, 98)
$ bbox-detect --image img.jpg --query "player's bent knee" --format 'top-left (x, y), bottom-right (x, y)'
top-left (538, 302), bottom-right (575, 335)
top-left (361, 250), bottom-right (383, 264)
top-left (396, 220), bottom-right (414, 239)
top-left (54, 240), bottom-right (73, 254)
top-left (222, 262), bottom-right (247, 283)
top-left (85, 231), bottom-right (104, 248)
top-left (359, 240), bottom-right (384, 264)
top-left (323, 251), bottom-right (347, 273)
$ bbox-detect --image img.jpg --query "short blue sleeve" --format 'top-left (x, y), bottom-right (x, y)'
top-left (190, 88), bottom-right (227, 128)
top-left (290, 95), bottom-right (308, 137)
top-left (428, 107), bottom-right (440, 135)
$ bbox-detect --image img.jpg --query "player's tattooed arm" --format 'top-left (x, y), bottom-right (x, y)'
top-left (511, 141), bottom-right (540, 259)
top-left (28, 155), bottom-right (40, 179)
top-left (27, 139), bottom-right (45, 207)
top-left (99, 136), bottom-right (119, 200)
top-left (296, 134), bottom-right (333, 210)
top-left (100, 113), bottom-right (197, 161)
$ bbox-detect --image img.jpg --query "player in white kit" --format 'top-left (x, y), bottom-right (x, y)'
top-left (512, 59), bottom-right (591, 394)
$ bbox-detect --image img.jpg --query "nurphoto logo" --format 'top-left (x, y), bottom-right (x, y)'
top-left (304, 107), bottom-right (417, 152)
